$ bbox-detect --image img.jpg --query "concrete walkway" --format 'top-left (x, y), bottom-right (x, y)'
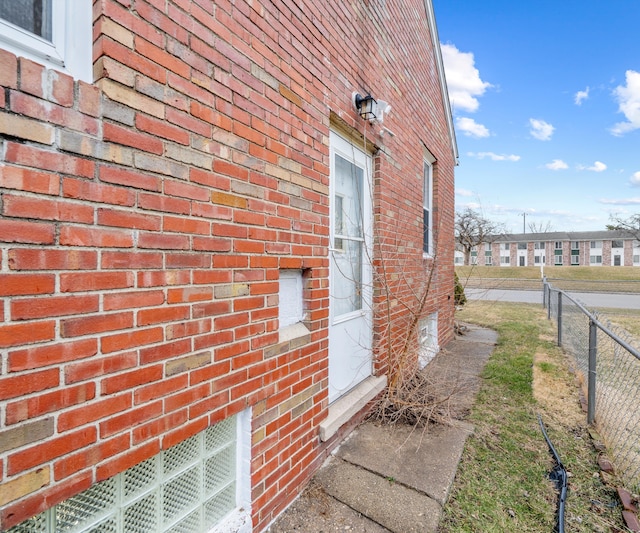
top-left (268, 324), bottom-right (497, 532)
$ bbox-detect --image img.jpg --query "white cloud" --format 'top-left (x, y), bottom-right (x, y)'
top-left (600, 197), bottom-right (640, 205)
top-left (578, 161), bottom-right (607, 172)
top-left (529, 118), bottom-right (554, 141)
top-left (611, 70), bottom-right (640, 136)
top-left (574, 87), bottom-right (589, 105)
top-left (630, 171), bottom-right (640, 186)
top-left (589, 161), bottom-right (607, 172)
top-left (441, 43), bottom-right (492, 113)
top-left (545, 159), bottom-right (568, 170)
top-left (456, 117), bottom-right (490, 138)
top-left (456, 188), bottom-right (474, 197)
top-left (468, 152), bottom-right (520, 161)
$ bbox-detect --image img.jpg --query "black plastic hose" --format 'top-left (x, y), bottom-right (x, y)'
top-left (538, 414), bottom-right (567, 533)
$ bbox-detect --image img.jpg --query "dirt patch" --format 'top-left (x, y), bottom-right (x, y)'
top-left (532, 348), bottom-right (584, 428)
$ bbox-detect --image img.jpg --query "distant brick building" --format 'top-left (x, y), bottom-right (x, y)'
top-left (455, 230), bottom-right (640, 267)
top-left (0, 1), bottom-right (457, 531)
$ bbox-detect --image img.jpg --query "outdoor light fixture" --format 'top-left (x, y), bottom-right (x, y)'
top-left (352, 92), bottom-right (392, 125)
top-left (353, 92), bottom-right (376, 120)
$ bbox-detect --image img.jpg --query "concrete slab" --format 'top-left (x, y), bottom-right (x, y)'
top-left (267, 325), bottom-right (497, 533)
top-left (267, 480), bottom-right (391, 533)
top-left (336, 421), bottom-right (473, 506)
top-left (315, 457), bottom-right (442, 533)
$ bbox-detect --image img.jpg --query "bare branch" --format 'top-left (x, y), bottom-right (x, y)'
top-left (455, 208), bottom-right (505, 265)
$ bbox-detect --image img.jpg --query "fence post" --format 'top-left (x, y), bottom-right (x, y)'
top-left (557, 291), bottom-right (562, 347)
top-left (588, 319), bottom-right (597, 425)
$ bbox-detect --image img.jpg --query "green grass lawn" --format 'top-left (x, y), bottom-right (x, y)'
top-left (457, 265), bottom-right (640, 281)
top-left (457, 266), bottom-right (640, 293)
top-left (440, 301), bottom-right (626, 532)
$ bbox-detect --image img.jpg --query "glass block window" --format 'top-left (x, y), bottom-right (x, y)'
top-left (417, 312), bottom-right (438, 369)
top-left (9, 417), bottom-right (246, 533)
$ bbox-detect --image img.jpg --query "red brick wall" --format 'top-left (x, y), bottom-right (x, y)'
top-left (0, 0), bottom-right (455, 530)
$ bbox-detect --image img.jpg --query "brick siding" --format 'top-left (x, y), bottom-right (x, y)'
top-left (0, 1), bottom-right (455, 530)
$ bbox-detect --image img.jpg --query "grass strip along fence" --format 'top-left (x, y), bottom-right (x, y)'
top-left (442, 302), bottom-right (624, 532)
top-left (544, 280), bottom-right (640, 495)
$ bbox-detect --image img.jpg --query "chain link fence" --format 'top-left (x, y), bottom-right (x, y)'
top-left (543, 280), bottom-right (640, 493)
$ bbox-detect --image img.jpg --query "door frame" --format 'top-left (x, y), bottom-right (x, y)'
top-left (327, 129), bottom-right (374, 403)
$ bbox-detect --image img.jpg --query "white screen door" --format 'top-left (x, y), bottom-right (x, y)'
top-left (328, 131), bottom-right (373, 403)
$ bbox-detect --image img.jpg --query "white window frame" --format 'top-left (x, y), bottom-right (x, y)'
top-left (0, 0), bottom-right (92, 82)
top-left (422, 157), bottom-right (434, 256)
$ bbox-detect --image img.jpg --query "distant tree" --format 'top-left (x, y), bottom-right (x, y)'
top-left (607, 213), bottom-right (640, 239)
top-left (528, 220), bottom-right (554, 233)
top-left (455, 208), bottom-right (505, 266)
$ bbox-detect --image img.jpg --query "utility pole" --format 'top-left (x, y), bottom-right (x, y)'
top-left (522, 212), bottom-right (526, 234)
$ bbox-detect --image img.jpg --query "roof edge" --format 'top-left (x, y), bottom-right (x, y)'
top-left (424, 0), bottom-right (459, 165)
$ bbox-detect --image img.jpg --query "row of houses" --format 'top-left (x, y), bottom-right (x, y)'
top-left (455, 231), bottom-right (640, 267)
top-left (0, 1), bottom-right (457, 531)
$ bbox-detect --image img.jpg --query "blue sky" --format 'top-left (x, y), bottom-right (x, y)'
top-left (432, 0), bottom-right (640, 233)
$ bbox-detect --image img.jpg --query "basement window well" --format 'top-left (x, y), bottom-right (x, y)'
top-left (8, 412), bottom-right (252, 533)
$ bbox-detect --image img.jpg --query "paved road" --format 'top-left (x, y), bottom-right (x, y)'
top-left (466, 288), bottom-right (640, 310)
